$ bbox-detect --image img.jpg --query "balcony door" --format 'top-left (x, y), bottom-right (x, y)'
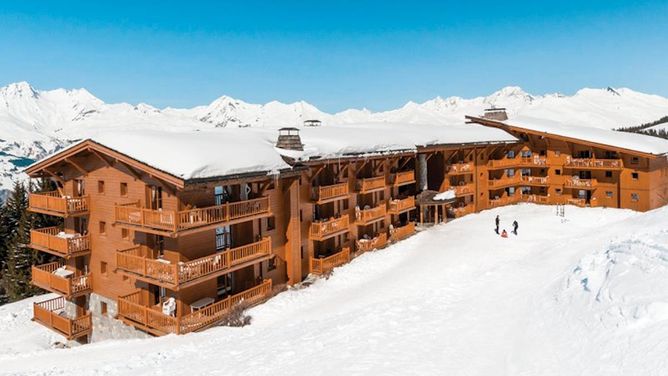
top-left (147, 186), bottom-right (163, 210)
top-left (74, 179), bottom-right (85, 197)
top-left (214, 186), bottom-right (231, 205)
top-left (215, 226), bottom-right (232, 251)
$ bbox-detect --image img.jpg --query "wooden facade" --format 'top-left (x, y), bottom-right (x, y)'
top-left (24, 122), bottom-right (668, 341)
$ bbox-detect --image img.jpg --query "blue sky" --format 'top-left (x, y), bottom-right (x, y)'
top-left (0, 1), bottom-right (666, 112)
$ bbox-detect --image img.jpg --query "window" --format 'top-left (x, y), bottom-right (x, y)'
top-left (216, 226), bottom-right (231, 250)
top-left (97, 180), bottom-right (105, 194)
top-left (121, 228), bottom-right (129, 240)
top-left (268, 256), bottom-right (277, 271)
top-left (631, 157), bottom-right (639, 164)
top-left (605, 171), bottom-right (612, 178)
top-left (555, 169), bottom-right (561, 176)
top-left (507, 150), bottom-right (515, 159)
top-left (101, 261), bottom-right (108, 275)
top-left (631, 172), bottom-right (639, 180)
top-left (631, 193), bottom-right (639, 202)
top-left (507, 169), bottom-right (515, 177)
top-left (99, 221), bottom-right (106, 235)
top-left (266, 216), bottom-right (276, 231)
top-left (100, 302), bottom-right (108, 316)
top-left (343, 199), bottom-right (349, 210)
top-left (555, 150), bottom-right (561, 156)
top-left (120, 182), bottom-right (128, 197)
top-left (556, 188), bottom-right (562, 195)
top-left (606, 191), bottom-right (613, 198)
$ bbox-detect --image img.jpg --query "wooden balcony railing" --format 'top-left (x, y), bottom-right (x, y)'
top-left (453, 183), bottom-right (475, 196)
top-left (488, 175), bottom-right (522, 188)
top-left (447, 162), bottom-right (474, 174)
top-left (31, 262), bottom-right (92, 297)
top-left (311, 247), bottom-right (351, 275)
top-left (390, 222), bottom-right (415, 241)
top-left (29, 227), bottom-right (90, 258)
top-left (28, 191), bottom-right (89, 217)
top-left (357, 176), bottom-right (386, 193)
top-left (450, 204), bottom-right (475, 218)
top-left (489, 195), bottom-right (522, 208)
top-left (115, 196), bottom-right (271, 235)
top-left (356, 233), bottom-right (388, 253)
top-left (488, 158), bottom-right (520, 169)
top-left (314, 183), bottom-right (349, 203)
top-left (565, 158), bottom-right (623, 169)
top-left (521, 194), bottom-right (550, 204)
top-left (388, 196), bottom-right (416, 215)
top-left (33, 296), bottom-right (92, 340)
top-left (519, 156), bottom-right (548, 167)
top-left (393, 171), bottom-right (416, 186)
top-left (118, 279), bottom-right (272, 336)
top-left (309, 215), bottom-right (350, 241)
top-left (564, 178), bottom-right (598, 189)
top-left (116, 237), bottom-right (272, 288)
top-left (355, 204), bottom-right (387, 225)
top-left (520, 176), bottom-right (549, 185)
top-left (566, 198), bottom-right (587, 207)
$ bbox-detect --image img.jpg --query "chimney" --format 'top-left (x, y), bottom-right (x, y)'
top-left (482, 107), bottom-right (508, 121)
top-left (303, 119), bottom-right (321, 127)
top-left (276, 127), bottom-right (304, 151)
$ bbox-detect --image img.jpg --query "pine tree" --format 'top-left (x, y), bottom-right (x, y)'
top-left (0, 181), bottom-right (39, 302)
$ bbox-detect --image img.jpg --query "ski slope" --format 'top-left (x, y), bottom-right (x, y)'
top-left (1, 204), bottom-right (668, 375)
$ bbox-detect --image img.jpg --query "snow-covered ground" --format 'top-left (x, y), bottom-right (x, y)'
top-left (1, 204), bottom-right (668, 375)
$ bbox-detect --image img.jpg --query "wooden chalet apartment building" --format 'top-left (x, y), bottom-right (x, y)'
top-left (25, 109), bottom-right (668, 342)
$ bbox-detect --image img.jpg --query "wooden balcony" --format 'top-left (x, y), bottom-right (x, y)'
top-left (29, 227), bottom-right (90, 258)
top-left (314, 182), bottom-right (350, 204)
top-left (116, 237), bottom-right (272, 289)
top-left (355, 204), bottom-right (387, 225)
top-left (518, 156), bottom-right (548, 167)
top-left (453, 183), bottom-right (475, 197)
top-left (356, 233), bottom-right (388, 253)
top-left (520, 176), bottom-right (549, 186)
top-left (520, 194), bottom-right (550, 204)
top-left (450, 204), bottom-right (475, 218)
top-left (310, 247), bottom-right (351, 275)
top-left (357, 176), bottom-right (386, 193)
top-left (565, 158), bottom-right (623, 170)
top-left (564, 178), bottom-right (598, 189)
top-left (488, 158), bottom-right (521, 169)
top-left (33, 296), bottom-right (92, 340)
top-left (393, 171), bottom-right (416, 187)
top-left (114, 196), bottom-right (271, 236)
top-left (390, 222), bottom-right (415, 241)
top-left (117, 279), bottom-right (272, 336)
top-left (488, 175), bottom-right (522, 188)
top-left (31, 262), bottom-right (92, 298)
top-left (489, 195), bottom-right (521, 208)
top-left (447, 162), bottom-right (474, 175)
top-left (566, 198), bottom-right (587, 207)
top-left (28, 191), bottom-right (89, 217)
top-left (309, 215), bottom-right (350, 241)
top-left (388, 196), bottom-right (416, 215)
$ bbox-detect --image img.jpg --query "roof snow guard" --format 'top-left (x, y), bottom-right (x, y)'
top-left (482, 107), bottom-right (508, 121)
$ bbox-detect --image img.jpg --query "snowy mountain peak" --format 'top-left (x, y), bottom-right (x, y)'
top-left (1, 81), bottom-right (38, 99)
top-left (485, 86), bottom-right (534, 104)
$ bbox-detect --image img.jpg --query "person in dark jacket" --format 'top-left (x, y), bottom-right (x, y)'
top-left (495, 215), bottom-right (500, 234)
top-left (512, 220), bottom-right (519, 235)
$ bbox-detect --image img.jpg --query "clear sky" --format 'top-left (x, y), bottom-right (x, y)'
top-left (0, 1), bottom-right (666, 112)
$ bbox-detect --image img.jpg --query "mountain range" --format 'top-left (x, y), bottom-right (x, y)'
top-left (1, 81), bottom-right (668, 196)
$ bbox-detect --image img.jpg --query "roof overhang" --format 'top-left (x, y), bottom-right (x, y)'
top-left (466, 115), bottom-right (661, 159)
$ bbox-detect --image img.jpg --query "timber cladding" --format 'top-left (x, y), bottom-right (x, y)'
top-left (23, 126), bottom-right (668, 341)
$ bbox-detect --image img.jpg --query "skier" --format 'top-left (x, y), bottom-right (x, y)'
top-left (501, 229), bottom-right (508, 238)
top-left (495, 215), bottom-right (500, 234)
top-left (512, 220), bottom-right (519, 235)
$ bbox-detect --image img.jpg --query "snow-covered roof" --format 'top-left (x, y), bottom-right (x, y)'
top-left (29, 122), bottom-right (517, 181)
top-left (271, 122), bottom-right (517, 161)
top-left (500, 115), bottom-right (668, 156)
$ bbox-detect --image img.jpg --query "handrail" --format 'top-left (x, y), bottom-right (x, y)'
top-left (565, 157), bottom-right (622, 169)
top-left (115, 196), bottom-right (271, 233)
top-left (447, 162), bottom-right (474, 174)
top-left (309, 215), bottom-right (350, 239)
top-left (520, 176), bottom-right (549, 185)
top-left (356, 204), bottom-right (386, 224)
top-left (33, 296), bottom-right (91, 339)
top-left (393, 171), bottom-right (415, 186)
top-left (28, 191), bottom-right (89, 216)
top-left (311, 247), bottom-right (351, 275)
top-left (357, 176), bottom-right (386, 192)
top-left (356, 233), bottom-right (388, 253)
top-left (29, 227), bottom-right (90, 256)
top-left (116, 237), bottom-right (272, 286)
top-left (389, 196), bottom-right (415, 214)
top-left (564, 178), bottom-right (598, 188)
top-left (488, 175), bottom-right (522, 188)
top-left (31, 262), bottom-right (92, 296)
top-left (316, 183), bottom-right (349, 202)
top-left (390, 222), bottom-right (415, 241)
